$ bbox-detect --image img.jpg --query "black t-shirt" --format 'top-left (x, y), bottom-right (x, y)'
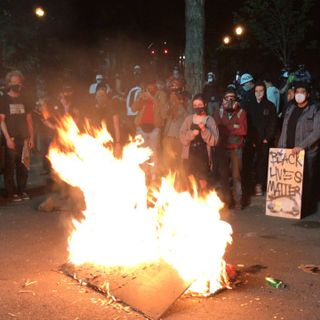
top-left (0, 94), bottom-right (31, 139)
top-left (286, 105), bottom-right (305, 148)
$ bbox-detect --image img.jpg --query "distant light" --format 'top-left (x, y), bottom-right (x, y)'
top-left (151, 49), bottom-right (156, 55)
top-left (163, 48), bottom-right (169, 54)
top-left (235, 26), bottom-right (244, 36)
top-left (223, 36), bottom-right (231, 45)
top-left (35, 6), bottom-right (46, 18)
top-left (183, 55), bottom-right (185, 60)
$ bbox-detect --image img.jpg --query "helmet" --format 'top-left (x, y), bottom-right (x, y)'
top-left (240, 73), bottom-right (253, 85)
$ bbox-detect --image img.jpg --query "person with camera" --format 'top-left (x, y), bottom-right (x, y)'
top-left (0, 70), bottom-right (34, 202)
top-left (213, 88), bottom-right (247, 210)
top-left (180, 94), bottom-right (219, 191)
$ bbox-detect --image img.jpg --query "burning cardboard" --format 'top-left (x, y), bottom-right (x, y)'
top-left (61, 260), bottom-right (192, 320)
top-left (50, 117), bottom-right (233, 318)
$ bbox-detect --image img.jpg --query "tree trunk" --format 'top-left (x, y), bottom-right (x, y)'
top-left (184, 0), bottom-right (205, 97)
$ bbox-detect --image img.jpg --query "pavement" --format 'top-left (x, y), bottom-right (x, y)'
top-left (0, 159), bottom-right (320, 320)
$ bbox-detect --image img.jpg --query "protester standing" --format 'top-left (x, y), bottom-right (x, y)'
top-left (243, 81), bottom-right (277, 197)
top-left (180, 94), bottom-right (219, 191)
top-left (213, 88), bottom-right (247, 209)
top-left (278, 82), bottom-right (320, 215)
top-left (0, 70), bottom-right (34, 201)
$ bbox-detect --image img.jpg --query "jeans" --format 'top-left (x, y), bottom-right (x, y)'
top-left (136, 127), bottom-right (160, 178)
top-left (4, 138), bottom-right (28, 196)
top-left (218, 148), bottom-right (243, 205)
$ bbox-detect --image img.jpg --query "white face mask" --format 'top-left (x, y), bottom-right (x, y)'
top-left (255, 92), bottom-right (264, 101)
top-left (242, 83), bottom-right (252, 92)
top-left (295, 93), bottom-right (306, 104)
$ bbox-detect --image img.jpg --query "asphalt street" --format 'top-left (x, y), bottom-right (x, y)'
top-left (0, 161), bottom-right (319, 320)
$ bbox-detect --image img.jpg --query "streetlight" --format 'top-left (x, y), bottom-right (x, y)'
top-left (223, 36), bottom-right (231, 45)
top-left (34, 6), bottom-right (46, 18)
top-left (235, 25), bottom-right (244, 36)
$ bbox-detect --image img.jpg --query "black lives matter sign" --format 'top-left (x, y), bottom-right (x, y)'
top-left (266, 148), bottom-right (305, 219)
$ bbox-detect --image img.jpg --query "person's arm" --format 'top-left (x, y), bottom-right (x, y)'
top-left (297, 109), bottom-right (320, 151)
top-left (112, 113), bottom-right (122, 158)
top-left (26, 113), bottom-right (34, 149)
top-left (179, 116), bottom-right (197, 146)
top-left (199, 117), bottom-right (219, 147)
top-left (264, 105), bottom-right (277, 143)
top-left (0, 115), bottom-right (15, 149)
top-left (131, 92), bottom-right (145, 112)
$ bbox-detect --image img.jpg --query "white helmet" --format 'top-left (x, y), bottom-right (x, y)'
top-left (240, 73), bottom-right (253, 85)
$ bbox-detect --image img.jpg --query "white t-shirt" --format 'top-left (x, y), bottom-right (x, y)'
top-left (126, 86), bottom-right (141, 116)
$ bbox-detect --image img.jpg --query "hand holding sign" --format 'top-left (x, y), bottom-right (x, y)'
top-left (291, 147), bottom-right (303, 155)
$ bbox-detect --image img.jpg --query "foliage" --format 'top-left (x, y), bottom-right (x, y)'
top-left (242, 0), bottom-right (314, 66)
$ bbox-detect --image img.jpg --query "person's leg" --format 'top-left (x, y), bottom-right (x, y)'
top-left (230, 148), bottom-right (243, 207)
top-left (217, 148), bottom-right (231, 206)
top-left (15, 140), bottom-right (28, 195)
top-left (4, 146), bottom-right (16, 197)
top-left (242, 143), bottom-right (255, 199)
top-left (302, 152), bottom-right (318, 216)
top-left (148, 128), bottom-right (161, 180)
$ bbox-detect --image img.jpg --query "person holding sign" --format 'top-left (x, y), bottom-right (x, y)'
top-left (278, 82), bottom-right (320, 215)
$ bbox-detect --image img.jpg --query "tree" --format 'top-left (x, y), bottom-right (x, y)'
top-left (184, 0), bottom-right (205, 97)
top-left (242, 0), bottom-right (314, 66)
top-left (0, 1), bottom-right (46, 73)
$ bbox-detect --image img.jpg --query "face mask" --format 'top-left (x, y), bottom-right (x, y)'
top-left (207, 76), bottom-right (213, 84)
top-left (194, 107), bottom-right (206, 115)
top-left (295, 93), bottom-right (306, 104)
top-left (96, 96), bottom-right (108, 106)
top-left (255, 92), bottom-right (264, 101)
top-left (242, 83), bottom-right (251, 92)
top-left (173, 71), bottom-right (179, 79)
top-left (96, 79), bottom-right (103, 84)
top-left (10, 84), bottom-right (22, 93)
top-left (224, 100), bottom-right (237, 112)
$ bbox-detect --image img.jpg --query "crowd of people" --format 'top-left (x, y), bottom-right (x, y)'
top-left (0, 65), bottom-right (319, 216)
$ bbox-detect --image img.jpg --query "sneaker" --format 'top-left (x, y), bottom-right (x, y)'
top-left (11, 194), bottom-right (22, 202)
top-left (255, 184), bottom-right (263, 196)
top-left (21, 192), bottom-right (30, 200)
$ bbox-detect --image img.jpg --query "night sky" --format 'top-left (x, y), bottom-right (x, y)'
top-left (40, 0), bottom-right (242, 47)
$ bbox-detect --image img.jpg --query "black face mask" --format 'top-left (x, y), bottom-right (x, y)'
top-left (194, 107), bottom-right (206, 115)
top-left (9, 84), bottom-right (22, 93)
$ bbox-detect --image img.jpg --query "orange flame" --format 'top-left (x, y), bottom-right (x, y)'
top-left (48, 116), bottom-right (233, 295)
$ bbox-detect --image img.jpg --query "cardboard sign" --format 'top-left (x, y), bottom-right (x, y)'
top-left (266, 148), bottom-right (305, 219)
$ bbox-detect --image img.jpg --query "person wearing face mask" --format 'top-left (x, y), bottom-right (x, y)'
top-left (89, 74), bottom-right (108, 95)
top-left (166, 66), bottom-right (185, 93)
top-left (243, 80), bottom-right (277, 198)
top-left (0, 70), bottom-right (34, 202)
top-left (52, 84), bottom-right (80, 122)
top-left (180, 94), bottom-right (219, 191)
top-left (91, 85), bottom-right (121, 157)
top-left (278, 82), bottom-right (320, 216)
top-left (213, 89), bottom-right (247, 209)
top-left (239, 73), bottom-right (255, 111)
top-left (203, 72), bottom-right (219, 116)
